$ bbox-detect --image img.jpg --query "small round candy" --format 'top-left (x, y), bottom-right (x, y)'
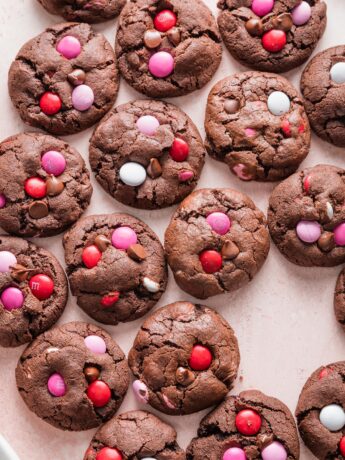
top-left (87, 380), bottom-right (111, 407)
top-left (101, 292), bottom-right (120, 308)
top-left (119, 162), bottom-right (147, 187)
top-left (40, 92), bottom-right (62, 115)
top-left (262, 29), bottom-right (287, 53)
top-left (223, 447), bottom-right (246, 460)
top-left (149, 51), bottom-right (174, 78)
top-left (25, 177), bottom-right (47, 199)
top-left (235, 409), bottom-right (262, 435)
top-left (319, 404), bottom-right (345, 431)
top-left (143, 277), bottom-right (160, 293)
top-left (267, 91), bottom-right (290, 116)
top-left (154, 9), bottom-right (177, 32)
top-left (132, 379), bottom-right (149, 404)
top-left (319, 367), bottom-right (333, 379)
top-left (334, 223), bottom-right (345, 246)
top-left (296, 220), bottom-right (321, 244)
top-left (1, 287), bottom-right (24, 311)
top-left (189, 345), bottom-right (212, 371)
top-left (112, 227), bottom-right (138, 250)
top-left (261, 441), bottom-right (288, 460)
top-left (339, 436), bottom-right (345, 457)
top-left (144, 29), bottom-right (162, 49)
top-left (82, 245), bottom-right (102, 269)
top-left (330, 62), bottom-right (345, 85)
top-left (251, 0), bottom-right (274, 17)
top-left (179, 170), bottom-right (194, 182)
top-left (56, 35), bottom-right (82, 59)
top-left (169, 138), bottom-right (189, 162)
top-left (72, 85), bottom-right (94, 111)
top-left (84, 335), bottom-right (107, 354)
top-left (29, 274), bottom-right (54, 300)
top-left (206, 212), bottom-right (231, 235)
top-left (47, 373), bottom-right (67, 397)
top-left (0, 251), bottom-right (17, 273)
top-left (291, 1), bottom-right (312, 26)
top-left (96, 447), bottom-right (123, 460)
top-left (41, 151), bottom-right (66, 176)
top-left (199, 250), bottom-right (223, 274)
top-left (136, 115), bottom-right (160, 136)
top-left (0, 194), bottom-right (6, 208)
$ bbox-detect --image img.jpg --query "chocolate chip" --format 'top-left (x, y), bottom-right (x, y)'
top-left (318, 232), bottom-right (335, 252)
top-left (94, 235), bottom-right (111, 252)
top-left (224, 99), bottom-right (240, 114)
top-left (221, 240), bottom-right (240, 260)
top-left (67, 69), bottom-right (86, 86)
top-left (167, 27), bottom-right (181, 46)
top-left (176, 367), bottom-right (195, 386)
top-left (147, 158), bottom-right (162, 179)
top-left (245, 18), bottom-right (264, 37)
top-left (84, 366), bottom-right (100, 383)
top-left (257, 433), bottom-right (275, 449)
top-left (28, 201), bottom-right (49, 219)
top-left (10, 263), bottom-right (33, 282)
top-left (272, 13), bottom-right (293, 32)
top-left (127, 244), bottom-right (147, 262)
top-left (46, 175), bottom-right (64, 196)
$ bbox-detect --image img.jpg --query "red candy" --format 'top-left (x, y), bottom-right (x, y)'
top-left (189, 345), bottom-right (212, 371)
top-left (303, 175), bottom-right (311, 193)
top-left (101, 292), bottom-right (120, 308)
top-left (40, 92), bottom-right (62, 115)
top-left (154, 9), bottom-right (177, 32)
top-left (87, 380), bottom-right (111, 407)
top-left (199, 250), bottom-right (222, 274)
top-left (24, 177), bottom-right (47, 199)
top-left (96, 447), bottom-right (123, 460)
top-left (281, 119), bottom-right (291, 137)
top-left (340, 436), bottom-right (345, 457)
top-left (262, 29), bottom-right (287, 53)
top-left (298, 123), bottom-right (305, 133)
top-left (235, 409), bottom-right (262, 436)
top-left (82, 245), bottom-right (102, 269)
top-left (169, 138), bottom-right (189, 162)
top-left (319, 367), bottom-right (334, 379)
top-left (29, 274), bottom-right (54, 300)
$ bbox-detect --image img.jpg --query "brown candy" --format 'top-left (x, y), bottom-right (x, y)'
top-left (67, 69), bottom-right (86, 86)
top-left (272, 13), bottom-right (293, 32)
top-left (29, 201), bottom-right (49, 219)
top-left (224, 99), bottom-right (240, 114)
top-left (147, 158), bottom-right (162, 179)
top-left (94, 235), bottom-right (111, 252)
top-left (46, 175), bottom-right (64, 196)
top-left (176, 367), bottom-right (195, 386)
top-left (221, 240), bottom-right (240, 260)
top-left (10, 263), bottom-right (33, 282)
top-left (318, 232), bottom-right (335, 252)
top-left (84, 366), bottom-right (100, 383)
top-left (144, 29), bottom-right (162, 49)
top-left (127, 244), bottom-right (147, 262)
top-left (167, 27), bottom-right (181, 46)
top-left (245, 18), bottom-right (264, 37)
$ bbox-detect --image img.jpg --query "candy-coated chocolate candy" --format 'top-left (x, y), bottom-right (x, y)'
top-left (224, 99), bottom-right (240, 113)
top-left (245, 128), bottom-right (256, 138)
top-left (334, 223), bottom-right (345, 246)
top-left (162, 394), bottom-right (176, 409)
top-left (25, 177), bottom-right (47, 199)
top-left (96, 447), bottom-right (123, 460)
top-left (119, 162), bottom-right (147, 187)
top-left (261, 441), bottom-right (287, 460)
top-left (319, 367), bottom-right (333, 379)
top-left (206, 212), bottom-right (231, 235)
top-left (40, 92), bottom-right (62, 115)
top-left (223, 447), bottom-right (246, 460)
top-left (245, 18), bottom-right (264, 37)
top-left (179, 170), bottom-right (194, 182)
top-left (330, 62), bottom-right (345, 85)
top-left (236, 409), bottom-right (262, 435)
top-left (291, 1), bottom-right (311, 26)
top-left (339, 436), bottom-right (345, 456)
top-left (149, 51), bottom-right (174, 78)
top-left (0, 194), bottom-right (6, 208)
top-left (318, 232), bottom-right (335, 253)
top-left (326, 202), bottom-right (334, 220)
top-left (82, 245), bottom-right (102, 268)
top-left (303, 175), bottom-right (311, 192)
top-left (0, 251), bottom-right (17, 273)
top-left (87, 380), bottom-right (111, 407)
top-left (46, 176), bottom-right (64, 197)
top-left (154, 9), bottom-right (177, 32)
top-left (169, 138), bottom-right (189, 162)
top-left (29, 274), bottom-right (54, 300)
top-left (112, 227), bottom-right (137, 250)
top-left (144, 29), bottom-right (162, 49)
top-left (251, 0), bottom-right (274, 17)
top-left (101, 292), bottom-right (120, 308)
top-left (67, 69), bottom-right (86, 86)
top-left (232, 164), bottom-right (253, 181)
top-left (132, 379), bottom-right (149, 404)
top-left (142, 458), bottom-right (157, 460)
top-left (267, 91), bottom-right (290, 116)
top-left (41, 151), bottom-right (66, 176)
top-left (262, 29), bottom-right (286, 53)
top-left (72, 84), bottom-right (94, 111)
top-left (319, 404), bottom-right (345, 431)
top-left (199, 250), bottom-right (222, 273)
top-left (84, 366), bottom-right (100, 383)
top-left (47, 373), bottom-right (66, 397)
top-left (189, 344), bottom-right (212, 371)
top-left (296, 220), bottom-right (321, 244)
top-left (1, 287), bottom-right (24, 311)
top-left (56, 35), bottom-right (81, 59)
top-left (143, 276), bottom-right (160, 293)
top-left (136, 115), bottom-right (160, 136)
top-left (84, 335), bottom-right (107, 354)
top-left (281, 119), bottom-right (291, 137)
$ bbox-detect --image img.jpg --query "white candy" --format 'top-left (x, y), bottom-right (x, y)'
top-left (330, 62), bottom-right (345, 84)
top-left (142, 458), bottom-right (157, 460)
top-left (119, 162), bottom-right (146, 187)
top-left (143, 277), bottom-right (160, 293)
top-left (267, 91), bottom-right (291, 116)
top-left (319, 404), bottom-right (345, 431)
top-left (326, 202), bottom-right (334, 220)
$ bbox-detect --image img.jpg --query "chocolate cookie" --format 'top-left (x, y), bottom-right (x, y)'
top-left (37, 0), bottom-right (126, 23)
top-left (115, 0), bottom-right (222, 98)
top-left (296, 362), bottom-right (345, 459)
top-left (63, 213), bottom-right (167, 325)
top-left (205, 71), bottom-right (310, 182)
top-left (16, 321), bottom-right (129, 431)
top-left (128, 301), bottom-right (240, 416)
top-left (0, 236), bottom-right (68, 348)
top-left (334, 268), bottom-right (345, 332)
top-left (0, 132), bottom-right (92, 237)
top-left (84, 410), bottom-right (185, 459)
top-left (218, 0), bottom-right (326, 73)
top-left (301, 45), bottom-right (345, 147)
top-left (268, 164), bottom-right (345, 267)
top-left (164, 188), bottom-right (270, 299)
top-left (89, 100), bottom-right (205, 209)
top-left (8, 22), bottom-right (119, 135)
top-left (187, 389), bottom-right (300, 459)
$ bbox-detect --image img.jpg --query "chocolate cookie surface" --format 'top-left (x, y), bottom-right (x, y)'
top-left (63, 213), bottom-right (167, 325)
top-left (84, 410), bottom-right (186, 459)
top-left (164, 188), bottom-right (270, 299)
top-left (296, 362), bottom-right (345, 459)
top-left (205, 71), bottom-right (310, 182)
top-left (0, 132), bottom-right (92, 237)
top-left (335, 268), bottom-right (345, 331)
top-left (128, 301), bottom-right (240, 416)
top-left (187, 389), bottom-right (299, 459)
top-left (16, 321), bottom-right (129, 431)
top-left (115, 0), bottom-right (222, 98)
top-left (8, 22), bottom-right (119, 135)
top-left (0, 236), bottom-right (68, 348)
top-left (268, 164), bottom-right (345, 267)
top-left (89, 100), bottom-right (205, 209)
top-left (218, 0), bottom-right (326, 73)
top-left (301, 45), bottom-right (345, 147)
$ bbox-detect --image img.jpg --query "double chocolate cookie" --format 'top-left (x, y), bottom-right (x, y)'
top-left (115, 0), bottom-right (222, 98)
top-left (335, 269), bottom-right (345, 331)
top-left (296, 362), bottom-right (345, 459)
top-left (218, 0), bottom-right (326, 73)
top-left (16, 321), bottom-right (129, 431)
top-left (0, 132), bottom-right (92, 237)
top-left (268, 164), bottom-right (345, 267)
top-left (63, 213), bottom-right (167, 325)
top-left (0, 236), bottom-right (68, 348)
top-left (301, 45), bottom-right (345, 147)
top-left (205, 72), bottom-right (310, 182)
top-left (129, 301), bottom-right (240, 415)
top-left (164, 188), bottom-right (270, 299)
top-left (89, 100), bottom-right (205, 209)
top-left (9, 23), bottom-right (119, 135)
top-left (187, 389), bottom-right (300, 459)
top-left (84, 410), bottom-right (185, 459)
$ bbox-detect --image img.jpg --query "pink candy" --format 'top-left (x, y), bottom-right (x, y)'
top-left (296, 220), bottom-right (321, 243)
top-left (245, 128), bottom-right (256, 137)
top-left (291, 1), bottom-right (311, 26)
top-left (149, 51), bottom-right (174, 78)
top-left (132, 380), bottom-right (149, 404)
top-left (72, 85), bottom-right (94, 111)
top-left (334, 223), bottom-right (345, 246)
top-left (0, 194), bottom-right (6, 208)
top-left (47, 373), bottom-right (67, 397)
top-left (223, 447), bottom-right (246, 460)
top-left (84, 335), bottom-right (107, 354)
top-left (1, 287), bottom-right (24, 311)
top-left (162, 394), bottom-right (176, 409)
top-left (206, 212), bottom-right (231, 235)
top-left (56, 35), bottom-right (81, 59)
top-left (232, 164), bottom-right (252, 181)
top-left (261, 442), bottom-right (288, 460)
top-left (136, 115), bottom-right (160, 136)
top-left (41, 151), bottom-right (66, 176)
top-left (179, 170), bottom-right (194, 182)
top-left (0, 251), bottom-right (17, 273)
top-left (112, 227), bottom-right (138, 250)
top-left (251, 0), bottom-right (274, 17)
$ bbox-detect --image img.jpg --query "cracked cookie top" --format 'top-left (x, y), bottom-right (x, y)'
top-left (268, 164), bottom-right (345, 267)
top-left (115, 0), bottom-right (222, 98)
top-left (8, 22), bottom-right (119, 135)
top-left (187, 389), bottom-right (299, 460)
top-left (164, 188), bottom-right (270, 299)
top-left (205, 71), bottom-right (310, 182)
top-left (89, 100), bottom-right (205, 209)
top-left (0, 132), bottom-right (92, 237)
top-left (217, 0), bottom-right (326, 73)
top-left (63, 213), bottom-right (168, 325)
top-left (334, 268), bottom-right (345, 332)
top-left (128, 301), bottom-right (240, 416)
top-left (84, 410), bottom-right (186, 459)
top-left (15, 321), bottom-right (130, 431)
top-left (0, 236), bottom-right (68, 348)
top-left (296, 362), bottom-right (345, 459)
